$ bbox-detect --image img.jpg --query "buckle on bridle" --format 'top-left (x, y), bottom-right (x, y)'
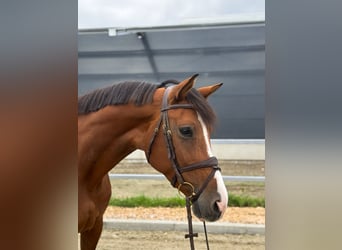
top-left (178, 182), bottom-right (196, 200)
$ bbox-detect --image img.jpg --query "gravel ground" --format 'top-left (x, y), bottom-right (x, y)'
top-left (104, 206), bottom-right (265, 224)
top-left (100, 206), bottom-right (265, 249)
top-left (96, 230), bottom-right (265, 250)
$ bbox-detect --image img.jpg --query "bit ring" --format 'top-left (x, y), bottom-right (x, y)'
top-left (178, 182), bottom-right (196, 199)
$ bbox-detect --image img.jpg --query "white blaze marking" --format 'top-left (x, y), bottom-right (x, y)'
top-left (197, 113), bottom-right (214, 157)
top-left (214, 171), bottom-right (228, 214)
top-left (197, 113), bottom-right (228, 214)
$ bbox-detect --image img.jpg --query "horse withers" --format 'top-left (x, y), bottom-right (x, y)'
top-left (78, 75), bottom-right (228, 250)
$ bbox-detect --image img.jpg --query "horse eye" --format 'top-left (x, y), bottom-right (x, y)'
top-left (179, 126), bottom-right (193, 138)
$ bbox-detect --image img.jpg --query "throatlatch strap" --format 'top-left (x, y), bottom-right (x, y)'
top-left (145, 116), bottom-right (163, 162)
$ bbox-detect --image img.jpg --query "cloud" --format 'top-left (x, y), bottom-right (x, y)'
top-left (78, 0), bottom-right (264, 29)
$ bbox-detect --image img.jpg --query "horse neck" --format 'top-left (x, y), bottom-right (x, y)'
top-left (78, 103), bottom-right (158, 187)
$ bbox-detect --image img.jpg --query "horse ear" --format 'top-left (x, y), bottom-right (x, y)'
top-left (197, 83), bottom-right (223, 99)
top-left (169, 74), bottom-right (198, 102)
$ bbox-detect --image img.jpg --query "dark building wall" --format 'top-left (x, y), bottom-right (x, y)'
top-left (78, 23), bottom-right (265, 139)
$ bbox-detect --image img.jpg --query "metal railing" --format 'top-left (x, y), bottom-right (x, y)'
top-left (109, 173), bottom-right (264, 182)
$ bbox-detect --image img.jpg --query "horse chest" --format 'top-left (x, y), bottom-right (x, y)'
top-left (78, 175), bottom-right (111, 232)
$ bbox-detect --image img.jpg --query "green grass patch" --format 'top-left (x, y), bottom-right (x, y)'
top-left (229, 194), bottom-right (265, 207)
top-left (109, 196), bottom-right (186, 207)
top-left (109, 194), bottom-right (264, 208)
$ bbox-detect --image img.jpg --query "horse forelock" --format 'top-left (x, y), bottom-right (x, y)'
top-left (186, 89), bottom-right (216, 133)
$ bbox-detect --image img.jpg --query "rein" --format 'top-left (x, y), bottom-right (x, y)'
top-left (146, 86), bottom-right (221, 250)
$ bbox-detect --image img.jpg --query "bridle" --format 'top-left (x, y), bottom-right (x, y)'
top-left (145, 86), bottom-right (221, 250)
top-left (146, 86), bottom-right (221, 202)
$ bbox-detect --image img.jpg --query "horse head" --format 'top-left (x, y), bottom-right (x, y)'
top-left (145, 75), bottom-right (228, 222)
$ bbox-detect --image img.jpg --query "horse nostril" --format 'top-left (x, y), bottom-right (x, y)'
top-left (213, 200), bottom-right (220, 213)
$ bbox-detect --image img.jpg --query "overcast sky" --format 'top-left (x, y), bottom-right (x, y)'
top-left (78, 0), bottom-right (264, 29)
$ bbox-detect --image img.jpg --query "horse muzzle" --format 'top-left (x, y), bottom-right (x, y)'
top-left (191, 191), bottom-right (227, 222)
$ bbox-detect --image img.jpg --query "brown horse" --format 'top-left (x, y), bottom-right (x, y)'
top-left (78, 75), bottom-right (228, 250)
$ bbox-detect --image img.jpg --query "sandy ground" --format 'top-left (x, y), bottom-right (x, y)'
top-left (96, 230), bottom-right (265, 250)
top-left (99, 206), bottom-right (265, 249)
top-left (104, 206), bottom-right (265, 224)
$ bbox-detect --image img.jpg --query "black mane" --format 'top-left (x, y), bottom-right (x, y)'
top-left (78, 81), bottom-right (158, 115)
top-left (78, 80), bottom-right (216, 130)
